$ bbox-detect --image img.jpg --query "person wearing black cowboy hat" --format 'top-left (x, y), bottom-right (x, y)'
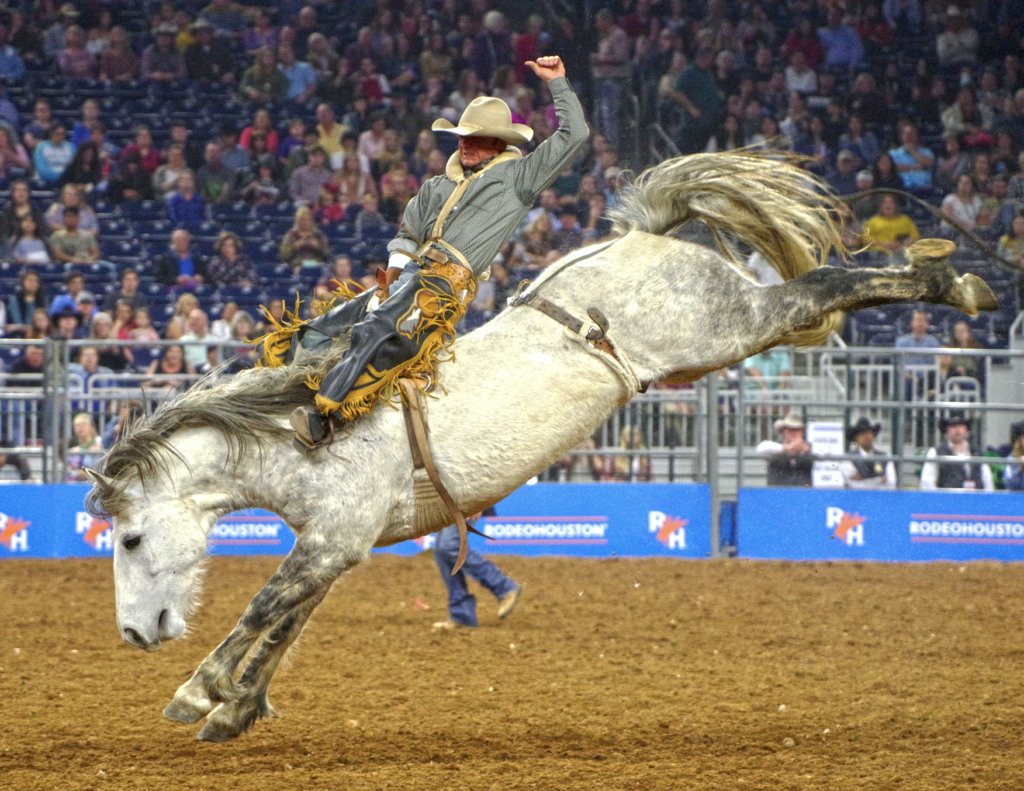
top-left (920, 411), bottom-right (993, 491)
top-left (840, 418), bottom-right (896, 489)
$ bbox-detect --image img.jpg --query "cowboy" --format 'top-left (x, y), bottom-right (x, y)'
top-left (839, 417), bottom-right (896, 489)
top-left (920, 412), bottom-right (993, 491)
top-left (759, 413), bottom-right (816, 487)
top-left (278, 56), bottom-right (588, 450)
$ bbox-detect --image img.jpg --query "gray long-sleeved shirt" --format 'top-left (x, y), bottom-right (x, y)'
top-left (387, 76), bottom-right (589, 278)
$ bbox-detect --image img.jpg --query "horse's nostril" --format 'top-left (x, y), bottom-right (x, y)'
top-left (124, 627), bottom-right (145, 648)
top-left (158, 609), bottom-right (168, 631)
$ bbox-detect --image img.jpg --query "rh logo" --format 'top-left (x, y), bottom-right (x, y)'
top-left (413, 534), bottom-right (435, 550)
top-left (0, 512), bottom-right (30, 552)
top-left (649, 511), bottom-right (688, 549)
top-left (76, 512), bottom-right (112, 551)
top-left (827, 507), bottom-right (866, 546)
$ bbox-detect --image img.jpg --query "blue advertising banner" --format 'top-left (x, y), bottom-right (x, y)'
top-left (0, 483), bottom-right (712, 560)
top-left (739, 487), bottom-right (1024, 562)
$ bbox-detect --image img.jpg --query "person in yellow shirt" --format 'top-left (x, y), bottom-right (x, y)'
top-left (863, 193), bottom-right (920, 253)
top-left (314, 103), bottom-right (348, 159)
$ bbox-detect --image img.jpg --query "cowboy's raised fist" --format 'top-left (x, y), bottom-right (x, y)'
top-left (525, 56), bottom-right (566, 83)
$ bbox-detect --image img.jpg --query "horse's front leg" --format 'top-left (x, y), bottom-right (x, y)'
top-left (195, 587), bottom-right (330, 742)
top-left (163, 540), bottom-right (360, 724)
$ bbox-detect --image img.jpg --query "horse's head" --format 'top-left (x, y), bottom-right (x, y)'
top-left (89, 471), bottom-right (225, 652)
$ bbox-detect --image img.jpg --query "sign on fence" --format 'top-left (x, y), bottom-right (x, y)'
top-left (739, 487), bottom-right (1024, 562)
top-left (0, 483), bottom-right (713, 560)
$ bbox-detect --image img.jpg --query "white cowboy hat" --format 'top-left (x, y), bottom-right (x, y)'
top-left (432, 97), bottom-right (534, 145)
top-left (774, 413), bottom-right (805, 432)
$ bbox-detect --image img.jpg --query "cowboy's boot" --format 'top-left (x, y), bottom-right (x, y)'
top-left (289, 406), bottom-right (328, 454)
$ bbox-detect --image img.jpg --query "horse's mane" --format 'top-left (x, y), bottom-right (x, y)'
top-left (86, 344), bottom-right (346, 518)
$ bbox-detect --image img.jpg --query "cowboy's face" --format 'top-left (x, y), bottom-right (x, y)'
top-left (458, 135), bottom-right (506, 169)
top-left (854, 429), bottom-right (876, 451)
top-left (946, 424), bottom-right (968, 444)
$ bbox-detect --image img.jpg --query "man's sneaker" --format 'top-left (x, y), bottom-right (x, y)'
top-left (290, 406), bottom-right (326, 450)
top-left (497, 585), bottom-right (522, 619)
top-left (433, 619), bottom-right (472, 629)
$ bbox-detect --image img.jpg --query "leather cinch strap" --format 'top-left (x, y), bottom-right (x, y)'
top-left (399, 378), bottom-right (484, 575)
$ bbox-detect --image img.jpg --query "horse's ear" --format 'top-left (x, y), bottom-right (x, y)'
top-left (190, 493), bottom-right (234, 513)
top-left (84, 468), bottom-right (114, 489)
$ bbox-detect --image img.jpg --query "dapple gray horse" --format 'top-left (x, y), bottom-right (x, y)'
top-left (87, 153), bottom-right (997, 741)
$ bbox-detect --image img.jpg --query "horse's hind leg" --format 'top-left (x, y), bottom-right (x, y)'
top-left (764, 240), bottom-right (997, 336)
top-left (196, 587), bottom-right (329, 742)
top-left (163, 539), bottom-right (361, 724)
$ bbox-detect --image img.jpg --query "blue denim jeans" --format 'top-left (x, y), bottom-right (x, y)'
top-left (433, 522), bottom-right (517, 627)
top-left (593, 78), bottom-right (626, 149)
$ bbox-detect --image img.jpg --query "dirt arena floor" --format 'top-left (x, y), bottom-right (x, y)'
top-left (3, 554), bottom-right (1024, 790)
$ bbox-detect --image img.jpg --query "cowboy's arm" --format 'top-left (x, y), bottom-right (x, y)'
top-left (510, 75), bottom-right (589, 204)
top-left (385, 178), bottom-right (432, 268)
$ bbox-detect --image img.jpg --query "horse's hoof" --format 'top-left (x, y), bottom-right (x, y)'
top-left (163, 696), bottom-right (212, 724)
top-left (906, 238), bottom-right (956, 266)
top-left (197, 704), bottom-right (244, 742)
top-left (948, 273), bottom-right (999, 317)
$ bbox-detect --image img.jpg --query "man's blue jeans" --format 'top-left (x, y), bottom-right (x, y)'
top-left (594, 78), bottom-right (626, 148)
top-left (433, 523), bottom-right (517, 627)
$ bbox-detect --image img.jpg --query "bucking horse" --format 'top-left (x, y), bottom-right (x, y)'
top-left (86, 152), bottom-right (998, 741)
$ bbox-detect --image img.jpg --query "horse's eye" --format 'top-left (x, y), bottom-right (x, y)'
top-left (123, 536), bottom-right (141, 551)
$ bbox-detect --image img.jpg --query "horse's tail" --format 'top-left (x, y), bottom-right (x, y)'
top-left (607, 152), bottom-right (847, 346)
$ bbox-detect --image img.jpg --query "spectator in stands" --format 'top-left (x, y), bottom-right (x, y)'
top-left (167, 171), bottom-right (206, 228)
top-left (144, 344), bottom-right (194, 388)
top-left (1003, 423), bottom-right (1024, 491)
top-left (896, 310), bottom-right (942, 403)
top-left (50, 306), bottom-right (82, 341)
top-left (889, 124), bottom-right (935, 191)
top-left (278, 118), bottom-right (306, 163)
top-left (936, 5), bottom-right (978, 67)
top-left (243, 9), bottom-right (279, 54)
top-left (58, 25), bottom-right (96, 80)
top-left (784, 17), bottom-right (825, 70)
top-left (942, 320), bottom-right (986, 380)
top-left (553, 207), bottom-right (583, 254)
top-left (672, 46), bottom-right (720, 154)
top-left (240, 109), bottom-right (279, 156)
top-left (420, 32), bottom-right (453, 83)
top-left (600, 426), bottom-right (652, 482)
top-left (840, 418), bottom-right (896, 489)
top-left (0, 182), bottom-right (45, 251)
top-left (828, 150), bottom-right (859, 195)
top-left (210, 301), bottom-right (237, 339)
top-left (207, 231), bottom-right (256, 288)
top-left (240, 46), bottom-right (287, 104)
top-left (507, 214), bottom-right (558, 279)
top-left (744, 347), bottom-right (792, 392)
top-left (74, 290), bottom-right (97, 330)
top-left (863, 194), bottom-right (921, 253)
top-left (354, 192), bottom-right (389, 236)
top-left (818, 7), bottom-right (864, 69)
top-left (857, 3), bottom-right (895, 55)
top-left (240, 155), bottom-right (283, 206)
top-left (10, 344), bottom-right (43, 386)
top-left (313, 183), bottom-right (343, 225)
top-left (217, 124), bottom-right (251, 174)
top-left (185, 18), bottom-right (235, 83)
top-left (47, 270), bottom-right (83, 318)
top-left (471, 10), bottom-right (513, 86)
top-left (130, 307), bottom-right (160, 342)
top-left (590, 9), bottom-right (632, 149)
top-left (98, 26), bottom-right (138, 81)
top-left (942, 88), bottom-right (993, 147)
top-left (279, 206), bottom-right (329, 271)
top-left (317, 58), bottom-right (355, 109)
top-left (60, 141), bottom-right (102, 192)
top-left (70, 99), bottom-right (100, 147)
top-left (998, 214), bottom-right (1024, 269)
top-left (289, 145), bottom-right (332, 205)
top-left (196, 142), bottom-right (238, 204)
top-left (49, 207), bottom-right (98, 264)
top-left (65, 412), bottom-right (104, 482)
top-left (89, 312), bottom-right (131, 372)
top-left (33, 123), bottom-right (75, 185)
top-left (11, 216), bottom-right (51, 266)
top-left (167, 121), bottom-right (202, 172)
top-left (0, 23), bottom-right (24, 82)
top-left (921, 412), bottom-right (993, 490)
top-left (153, 145), bottom-right (190, 198)
top-left (24, 308), bottom-right (52, 340)
top-left (22, 100), bottom-right (51, 152)
top-left (872, 152), bottom-right (903, 192)
top-left (180, 309), bottom-right (214, 369)
top-left (760, 413), bottom-right (815, 487)
top-left (315, 103), bottom-right (347, 159)
top-left (936, 134), bottom-right (972, 194)
top-left (785, 51), bottom-right (818, 95)
top-left (6, 269), bottom-right (46, 333)
top-left (277, 41), bottom-right (318, 103)
top-left (202, 0), bottom-right (249, 37)
top-left (46, 185), bottom-right (98, 235)
top-left (86, 9), bottom-right (113, 55)
top-left (120, 126), bottom-right (162, 177)
top-left (111, 299), bottom-right (135, 340)
top-left (103, 268), bottom-right (148, 313)
top-left (141, 23), bottom-right (187, 83)
top-left (154, 229), bottom-right (207, 287)
top-left (108, 151), bottom-right (156, 204)
top-left (942, 174), bottom-right (982, 233)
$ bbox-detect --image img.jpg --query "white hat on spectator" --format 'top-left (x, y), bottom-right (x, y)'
top-left (76, 290), bottom-right (96, 304)
top-left (946, 5), bottom-right (962, 17)
top-left (774, 413), bottom-right (805, 432)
